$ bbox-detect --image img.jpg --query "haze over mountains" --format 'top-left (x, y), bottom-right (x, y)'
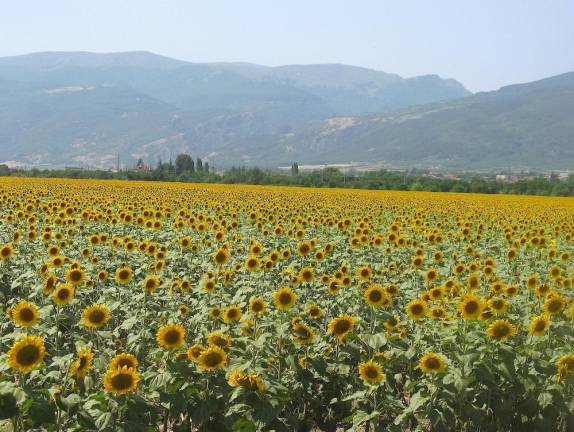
top-left (0, 51), bottom-right (572, 171)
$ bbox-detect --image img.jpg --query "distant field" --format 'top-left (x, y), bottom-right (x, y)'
top-left (1, 178), bottom-right (573, 431)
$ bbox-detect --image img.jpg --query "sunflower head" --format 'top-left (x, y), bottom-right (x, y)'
top-left (458, 295), bottom-right (484, 320)
top-left (213, 248), bottom-right (230, 266)
top-left (543, 295), bottom-right (566, 316)
top-left (8, 335), bottom-right (46, 373)
top-left (274, 287), bottom-right (297, 311)
top-left (419, 352), bottom-right (447, 374)
top-left (143, 275), bottom-right (160, 293)
top-left (207, 332), bottom-right (231, 349)
top-left (110, 353), bottom-right (139, 370)
top-left (12, 301), bottom-right (40, 327)
top-left (198, 347), bottom-right (228, 372)
top-left (53, 283), bottom-right (75, 306)
top-left (156, 323), bottom-right (185, 350)
top-left (292, 323), bottom-right (316, 345)
top-left (406, 300), bottom-right (427, 321)
top-left (187, 344), bottom-right (205, 362)
top-left (364, 285), bottom-right (392, 308)
top-left (69, 347), bottom-right (94, 378)
top-left (307, 304), bottom-right (324, 319)
top-left (249, 296), bottom-right (267, 316)
top-left (115, 266), bottom-right (133, 285)
top-left (103, 366), bottom-right (140, 394)
top-left (359, 360), bottom-right (384, 385)
top-left (209, 307), bottom-right (222, 320)
top-left (65, 267), bottom-right (86, 286)
top-left (223, 305), bottom-right (242, 323)
top-left (82, 304), bottom-right (110, 329)
top-left (298, 267), bottom-right (315, 283)
top-left (0, 243), bottom-right (14, 261)
top-left (529, 315), bottom-right (550, 336)
top-left (228, 370), bottom-right (265, 392)
top-left (487, 319), bottom-right (517, 341)
top-left (327, 315), bottom-right (356, 342)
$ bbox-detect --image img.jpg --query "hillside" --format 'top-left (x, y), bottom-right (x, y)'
top-left (256, 72), bottom-right (574, 170)
top-left (0, 51), bottom-right (469, 168)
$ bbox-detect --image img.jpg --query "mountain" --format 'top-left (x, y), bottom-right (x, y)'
top-left (0, 51), bottom-right (470, 168)
top-left (255, 72), bottom-right (574, 170)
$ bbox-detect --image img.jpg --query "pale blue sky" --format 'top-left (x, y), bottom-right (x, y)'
top-left (1, 0), bottom-right (573, 91)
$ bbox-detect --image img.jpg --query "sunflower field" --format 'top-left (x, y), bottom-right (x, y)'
top-left (0, 177), bottom-right (573, 431)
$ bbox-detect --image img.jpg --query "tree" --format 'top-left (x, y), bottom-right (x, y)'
top-left (196, 158), bottom-right (203, 173)
top-left (175, 154), bottom-right (194, 175)
top-left (204, 162), bottom-right (209, 174)
top-left (291, 162), bottom-right (299, 177)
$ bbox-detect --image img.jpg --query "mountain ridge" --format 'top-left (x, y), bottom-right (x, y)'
top-left (0, 51), bottom-right (571, 171)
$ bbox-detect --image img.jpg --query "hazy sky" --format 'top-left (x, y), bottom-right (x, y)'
top-left (1, 0), bottom-right (573, 92)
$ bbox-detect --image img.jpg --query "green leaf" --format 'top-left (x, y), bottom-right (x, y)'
top-left (96, 412), bottom-right (113, 430)
top-left (0, 392), bottom-right (19, 420)
top-left (29, 398), bottom-right (56, 426)
top-left (538, 392), bottom-right (553, 409)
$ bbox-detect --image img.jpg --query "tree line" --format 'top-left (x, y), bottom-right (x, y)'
top-left (1, 156), bottom-right (573, 197)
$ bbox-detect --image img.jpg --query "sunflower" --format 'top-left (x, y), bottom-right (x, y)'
top-left (327, 315), bottom-right (355, 342)
top-left (97, 270), bottom-right (109, 282)
top-left (65, 267), bottom-right (86, 286)
top-left (8, 335), bottom-right (46, 373)
top-left (82, 304), bottom-right (110, 329)
top-left (424, 268), bottom-right (439, 283)
top-left (458, 294), bottom-right (484, 320)
top-left (428, 286), bottom-right (443, 301)
top-left (487, 297), bottom-right (508, 315)
top-left (487, 319), bottom-right (517, 341)
top-left (103, 366), bottom-right (140, 394)
top-left (364, 285), bottom-right (391, 308)
top-left (429, 306), bottom-right (446, 320)
top-left (504, 285), bottom-right (519, 297)
top-left (298, 267), bottom-right (315, 283)
top-left (358, 360), bottom-right (384, 385)
top-left (274, 287), bottom-right (297, 311)
top-left (356, 266), bottom-right (372, 281)
top-left (207, 332), bottom-right (232, 349)
top-left (296, 241), bottom-right (312, 257)
top-left (249, 296), bottom-right (267, 316)
top-left (187, 344), bottom-right (205, 362)
top-left (228, 370), bottom-right (266, 392)
top-left (143, 275), bottom-right (160, 293)
top-left (213, 248), bottom-right (230, 266)
top-left (556, 354), bottom-right (574, 380)
top-left (543, 294), bottom-right (566, 316)
top-left (198, 346), bottom-right (228, 371)
top-left (245, 256), bottom-right (260, 272)
top-left (53, 283), bottom-right (75, 306)
top-left (419, 352), bottom-right (447, 374)
top-left (292, 322), bottom-right (316, 345)
top-left (307, 304), bottom-right (324, 319)
top-left (156, 323), bottom-right (185, 350)
top-left (107, 353), bottom-right (139, 372)
top-left (0, 243), bottom-right (14, 261)
top-left (179, 304), bottom-right (190, 315)
top-left (529, 315), bottom-right (550, 336)
top-left (209, 307), bottom-right (222, 320)
top-left (11, 301), bottom-right (40, 327)
top-left (466, 273), bottom-right (481, 290)
top-left (406, 299), bottom-right (427, 320)
top-left (223, 305), bottom-right (242, 323)
top-left (202, 278), bottom-right (217, 294)
top-left (115, 266), bottom-right (133, 285)
top-left (69, 347), bottom-right (94, 378)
